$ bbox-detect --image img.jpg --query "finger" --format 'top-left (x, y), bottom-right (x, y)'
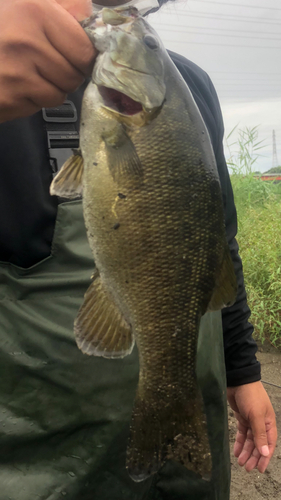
top-left (33, 41), bottom-right (86, 93)
top-left (256, 423), bottom-right (278, 473)
top-left (244, 447), bottom-right (261, 472)
top-left (0, 67), bottom-right (67, 121)
top-left (233, 420), bottom-right (249, 457)
top-left (0, 84), bottom-right (65, 121)
top-left (44, 1), bottom-right (96, 74)
top-left (0, 98), bottom-right (41, 123)
top-left (29, 84), bottom-right (67, 109)
top-left (6, 35), bottom-right (85, 95)
top-left (233, 430), bottom-right (246, 457)
top-left (237, 442), bottom-right (256, 466)
top-left (257, 455), bottom-right (271, 474)
top-left (266, 420), bottom-right (278, 456)
top-left (248, 411), bottom-right (269, 458)
top-left (3, 59), bottom-right (67, 108)
top-left (237, 429), bottom-right (255, 466)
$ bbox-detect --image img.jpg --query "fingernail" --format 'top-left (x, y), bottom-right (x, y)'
top-left (261, 445), bottom-right (269, 457)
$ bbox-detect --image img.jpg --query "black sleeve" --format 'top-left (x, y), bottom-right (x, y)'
top-left (206, 77), bottom-right (261, 387)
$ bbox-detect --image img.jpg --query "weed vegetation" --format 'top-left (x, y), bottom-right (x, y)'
top-left (226, 126), bottom-right (281, 348)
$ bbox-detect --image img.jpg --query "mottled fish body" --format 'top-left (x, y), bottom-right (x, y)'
top-left (51, 7), bottom-right (237, 482)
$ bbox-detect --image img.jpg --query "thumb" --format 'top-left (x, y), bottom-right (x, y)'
top-left (56, 0), bottom-right (92, 20)
top-left (249, 412), bottom-right (269, 457)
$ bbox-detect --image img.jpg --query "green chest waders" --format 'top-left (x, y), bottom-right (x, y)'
top-left (0, 201), bottom-right (230, 500)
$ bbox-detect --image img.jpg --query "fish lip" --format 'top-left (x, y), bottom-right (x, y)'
top-left (110, 59), bottom-right (156, 77)
top-left (111, 59), bottom-right (128, 70)
top-left (103, 105), bottom-right (144, 118)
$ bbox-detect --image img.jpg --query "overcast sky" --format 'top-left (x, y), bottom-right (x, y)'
top-left (148, 0), bottom-right (281, 172)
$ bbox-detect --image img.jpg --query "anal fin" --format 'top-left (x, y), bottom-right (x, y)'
top-left (74, 272), bottom-right (134, 358)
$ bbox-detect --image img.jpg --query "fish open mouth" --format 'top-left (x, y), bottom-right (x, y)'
top-left (98, 86), bottom-right (143, 116)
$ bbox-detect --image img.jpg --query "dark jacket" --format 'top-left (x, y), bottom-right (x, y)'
top-left (0, 50), bottom-right (261, 387)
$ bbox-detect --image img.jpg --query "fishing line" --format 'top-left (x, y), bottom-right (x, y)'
top-left (262, 379), bottom-right (281, 389)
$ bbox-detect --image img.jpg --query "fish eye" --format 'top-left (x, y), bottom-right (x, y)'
top-left (143, 35), bottom-right (159, 50)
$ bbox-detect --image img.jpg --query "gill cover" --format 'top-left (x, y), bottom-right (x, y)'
top-left (86, 11), bottom-right (166, 110)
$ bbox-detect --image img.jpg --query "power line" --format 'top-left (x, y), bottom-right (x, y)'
top-left (211, 70), bottom-right (281, 73)
top-left (219, 94), bottom-right (281, 98)
top-left (215, 79), bottom-right (281, 81)
top-left (217, 91), bottom-right (281, 93)
top-left (209, 86), bottom-right (281, 89)
top-left (190, 0), bottom-right (281, 12)
top-left (162, 26), bottom-right (281, 41)
top-left (216, 83), bottom-right (281, 86)
top-left (168, 11), bottom-right (281, 25)
top-left (220, 99), bottom-right (281, 102)
top-left (211, 72), bottom-right (281, 75)
top-left (159, 22), bottom-right (281, 36)
top-left (165, 38), bottom-right (281, 48)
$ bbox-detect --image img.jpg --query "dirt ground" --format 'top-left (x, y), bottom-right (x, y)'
top-left (229, 342), bottom-right (281, 499)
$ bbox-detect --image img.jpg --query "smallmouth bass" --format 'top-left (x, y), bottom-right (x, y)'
top-left (50, 6), bottom-right (237, 483)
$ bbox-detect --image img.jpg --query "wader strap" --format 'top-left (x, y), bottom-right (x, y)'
top-left (42, 100), bottom-right (80, 173)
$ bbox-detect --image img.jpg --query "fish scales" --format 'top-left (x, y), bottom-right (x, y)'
top-left (81, 81), bottom-right (224, 479)
top-left (50, 7), bottom-right (237, 483)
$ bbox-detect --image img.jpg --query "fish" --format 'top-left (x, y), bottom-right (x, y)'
top-left (50, 6), bottom-right (237, 483)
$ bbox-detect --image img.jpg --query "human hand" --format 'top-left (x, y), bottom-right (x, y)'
top-left (227, 381), bottom-right (277, 473)
top-left (0, 0), bottom-right (96, 123)
top-left (58, 0), bottom-right (92, 21)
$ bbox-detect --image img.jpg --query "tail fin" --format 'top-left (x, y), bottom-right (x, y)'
top-left (126, 385), bottom-right (212, 482)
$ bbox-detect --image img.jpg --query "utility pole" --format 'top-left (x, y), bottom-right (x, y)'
top-left (272, 130), bottom-right (279, 169)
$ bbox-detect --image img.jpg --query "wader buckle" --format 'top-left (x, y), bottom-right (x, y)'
top-left (42, 100), bottom-right (79, 173)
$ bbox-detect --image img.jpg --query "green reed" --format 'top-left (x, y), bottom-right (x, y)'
top-left (226, 126), bottom-right (281, 347)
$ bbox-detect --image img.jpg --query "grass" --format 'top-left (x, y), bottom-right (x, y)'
top-left (226, 126), bottom-right (281, 348)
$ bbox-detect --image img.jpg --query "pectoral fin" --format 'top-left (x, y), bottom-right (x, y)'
top-left (103, 125), bottom-right (143, 181)
top-left (208, 246), bottom-right (237, 311)
top-left (74, 271), bottom-right (134, 358)
top-left (50, 150), bottom-right (84, 198)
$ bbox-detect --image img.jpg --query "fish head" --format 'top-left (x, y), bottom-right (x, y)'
top-left (83, 8), bottom-right (166, 120)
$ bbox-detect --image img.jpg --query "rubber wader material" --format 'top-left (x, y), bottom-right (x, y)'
top-left (0, 201), bottom-right (230, 500)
